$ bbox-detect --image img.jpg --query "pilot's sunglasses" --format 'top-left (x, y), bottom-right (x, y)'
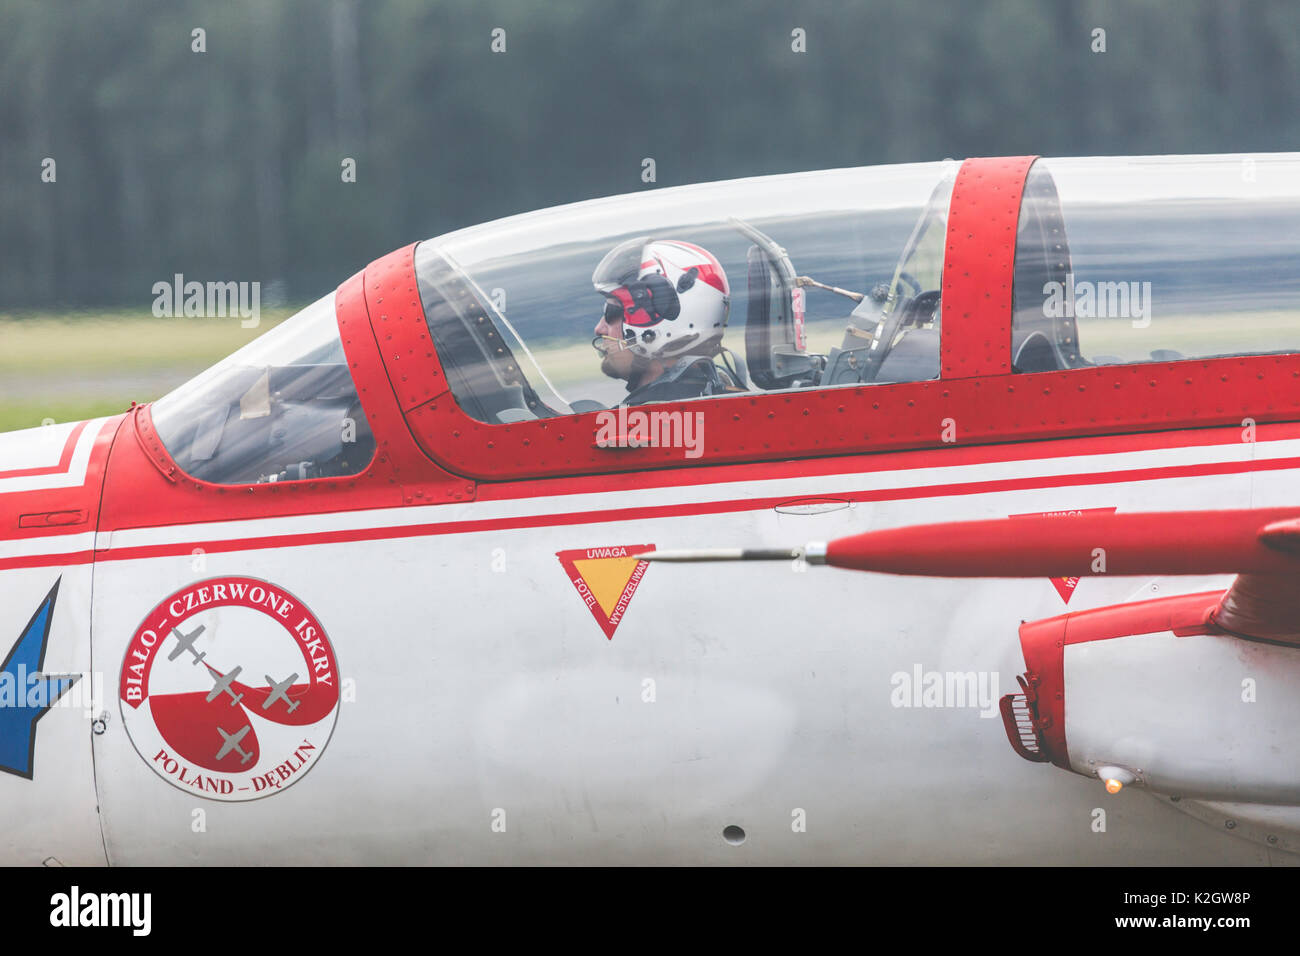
top-left (601, 297), bottom-right (626, 324)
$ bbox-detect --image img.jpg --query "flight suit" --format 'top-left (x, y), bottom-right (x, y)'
top-left (624, 355), bottom-right (742, 405)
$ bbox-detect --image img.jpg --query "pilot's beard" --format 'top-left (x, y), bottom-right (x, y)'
top-left (600, 348), bottom-right (653, 386)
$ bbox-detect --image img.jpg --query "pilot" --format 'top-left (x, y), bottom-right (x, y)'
top-left (592, 238), bottom-right (742, 404)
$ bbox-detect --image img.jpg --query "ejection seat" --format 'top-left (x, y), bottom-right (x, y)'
top-left (1010, 163), bottom-right (1083, 373)
top-left (742, 240), bottom-right (824, 390)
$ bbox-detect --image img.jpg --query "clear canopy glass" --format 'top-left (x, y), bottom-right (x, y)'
top-left (416, 162), bottom-right (958, 422)
top-left (1012, 154), bottom-right (1300, 372)
top-left (152, 293), bottom-right (374, 484)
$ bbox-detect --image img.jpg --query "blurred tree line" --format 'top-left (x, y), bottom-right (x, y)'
top-left (0, 0), bottom-right (1296, 309)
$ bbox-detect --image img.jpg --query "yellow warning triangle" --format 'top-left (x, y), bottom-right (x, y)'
top-left (571, 556), bottom-right (641, 617)
top-left (556, 544), bottom-right (656, 640)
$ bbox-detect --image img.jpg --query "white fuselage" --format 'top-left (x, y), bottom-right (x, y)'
top-left (3, 418), bottom-right (1295, 864)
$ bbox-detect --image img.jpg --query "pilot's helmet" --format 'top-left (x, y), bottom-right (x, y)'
top-left (593, 238), bottom-right (730, 361)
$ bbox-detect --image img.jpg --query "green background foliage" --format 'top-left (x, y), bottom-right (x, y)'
top-left (0, 0), bottom-right (1296, 427)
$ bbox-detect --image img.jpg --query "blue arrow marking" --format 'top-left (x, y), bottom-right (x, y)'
top-left (0, 579), bottom-right (79, 778)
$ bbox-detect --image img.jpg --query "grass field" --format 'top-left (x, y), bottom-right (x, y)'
top-left (0, 309), bottom-right (294, 432)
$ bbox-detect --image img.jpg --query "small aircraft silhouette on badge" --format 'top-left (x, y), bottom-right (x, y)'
top-left (262, 672), bottom-right (300, 714)
top-left (215, 724), bottom-right (254, 765)
top-left (166, 625), bottom-right (206, 666)
top-left (204, 665), bottom-right (244, 707)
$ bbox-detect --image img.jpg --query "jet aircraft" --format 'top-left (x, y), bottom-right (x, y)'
top-left (3, 153), bottom-right (1300, 864)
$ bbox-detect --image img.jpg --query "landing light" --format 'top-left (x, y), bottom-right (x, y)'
top-left (1098, 765), bottom-right (1136, 793)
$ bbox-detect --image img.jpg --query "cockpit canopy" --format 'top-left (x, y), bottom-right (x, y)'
top-left (415, 162), bottom-right (959, 423)
top-left (412, 153), bottom-right (1300, 426)
top-left (147, 153), bottom-right (1300, 484)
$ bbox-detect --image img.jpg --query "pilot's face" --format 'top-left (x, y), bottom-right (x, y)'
top-left (594, 312), bottom-right (636, 381)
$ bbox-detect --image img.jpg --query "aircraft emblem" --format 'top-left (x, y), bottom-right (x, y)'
top-left (556, 544), bottom-right (655, 639)
top-left (0, 579), bottom-right (79, 778)
top-left (118, 577), bottom-right (341, 801)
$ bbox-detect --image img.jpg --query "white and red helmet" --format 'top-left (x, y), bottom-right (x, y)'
top-left (593, 238), bottom-right (730, 360)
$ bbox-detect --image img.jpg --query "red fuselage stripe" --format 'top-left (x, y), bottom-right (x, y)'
top-left (0, 421), bottom-right (87, 479)
top-left (2, 451), bottom-right (1295, 572)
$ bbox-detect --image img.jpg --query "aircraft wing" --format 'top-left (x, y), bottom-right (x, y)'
top-left (819, 508), bottom-right (1300, 645)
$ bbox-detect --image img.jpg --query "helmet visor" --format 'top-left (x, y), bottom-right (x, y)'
top-left (592, 236), bottom-right (652, 291)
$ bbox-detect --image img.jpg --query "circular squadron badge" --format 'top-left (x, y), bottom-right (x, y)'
top-left (118, 577), bottom-right (340, 801)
